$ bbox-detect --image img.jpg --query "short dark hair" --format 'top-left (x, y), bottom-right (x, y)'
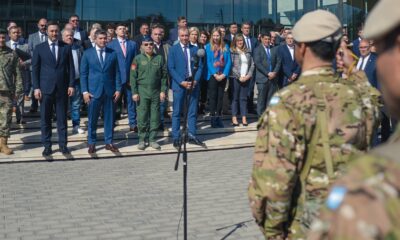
top-left (200, 30), bottom-right (209, 39)
top-left (69, 14), bottom-right (79, 20)
top-left (260, 32), bottom-right (271, 38)
top-left (47, 21), bottom-right (59, 28)
top-left (275, 23), bottom-right (284, 32)
top-left (95, 29), bottom-right (107, 38)
top-left (106, 23), bottom-right (116, 30)
top-left (229, 22), bottom-right (237, 28)
top-left (140, 23), bottom-right (149, 28)
top-left (306, 40), bottom-right (338, 61)
top-left (177, 16), bottom-right (186, 22)
top-left (241, 21), bottom-right (252, 27)
top-left (151, 23), bottom-right (164, 30)
top-left (115, 23), bottom-right (126, 29)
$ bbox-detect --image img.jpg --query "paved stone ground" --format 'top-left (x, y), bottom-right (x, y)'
top-left (0, 148), bottom-right (264, 240)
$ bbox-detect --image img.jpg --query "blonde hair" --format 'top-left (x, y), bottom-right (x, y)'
top-left (189, 27), bottom-right (199, 37)
top-left (210, 27), bottom-right (227, 52)
top-left (230, 34), bottom-right (248, 53)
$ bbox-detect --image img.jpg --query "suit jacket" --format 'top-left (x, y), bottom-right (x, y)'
top-left (74, 29), bottom-right (88, 42)
top-left (107, 38), bottom-right (137, 84)
top-left (80, 47), bottom-right (122, 98)
top-left (363, 53), bottom-right (378, 89)
top-left (6, 41), bottom-right (31, 70)
top-left (28, 32), bottom-right (47, 54)
top-left (254, 44), bottom-right (281, 84)
top-left (224, 34), bottom-right (235, 46)
top-left (32, 41), bottom-right (75, 94)
top-left (82, 39), bottom-right (95, 50)
top-left (278, 44), bottom-right (300, 79)
top-left (243, 35), bottom-right (258, 55)
top-left (168, 28), bottom-right (179, 45)
top-left (352, 38), bottom-right (361, 57)
top-left (204, 43), bottom-right (232, 80)
top-left (167, 43), bottom-right (204, 91)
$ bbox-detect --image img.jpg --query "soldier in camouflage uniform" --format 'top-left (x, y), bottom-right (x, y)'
top-left (309, 0), bottom-right (400, 239)
top-left (0, 28), bottom-right (22, 155)
top-left (248, 10), bottom-right (380, 239)
top-left (130, 37), bottom-right (167, 150)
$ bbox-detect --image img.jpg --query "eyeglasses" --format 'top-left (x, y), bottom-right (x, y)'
top-left (70, 19), bottom-right (79, 22)
top-left (39, 25), bottom-right (46, 27)
top-left (143, 43), bottom-right (154, 46)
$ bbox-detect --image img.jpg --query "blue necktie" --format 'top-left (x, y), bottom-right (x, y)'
top-left (13, 43), bottom-right (17, 50)
top-left (51, 42), bottom-right (56, 60)
top-left (183, 45), bottom-right (189, 78)
top-left (99, 49), bottom-right (104, 67)
top-left (266, 48), bottom-right (272, 72)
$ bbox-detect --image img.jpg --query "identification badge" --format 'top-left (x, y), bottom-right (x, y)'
top-left (326, 186), bottom-right (347, 210)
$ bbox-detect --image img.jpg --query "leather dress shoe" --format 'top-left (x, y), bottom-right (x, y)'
top-left (88, 144), bottom-right (96, 154)
top-left (173, 139), bottom-right (181, 149)
top-left (130, 126), bottom-right (138, 132)
top-left (42, 147), bottom-right (52, 157)
top-left (105, 144), bottom-right (119, 152)
top-left (188, 136), bottom-right (206, 147)
top-left (16, 120), bottom-right (26, 124)
top-left (60, 146), bottom-right (70, 154)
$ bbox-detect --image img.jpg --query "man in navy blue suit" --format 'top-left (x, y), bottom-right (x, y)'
top-left (80, 30), bottom-right (121, 154)
top-left (168, 28), bottom-right (204, 149)
top-left (32, 21), bottom-right (75, 157)
top-left (241, 22), bottom-right (258, 114)
top-left (357, 39), bottom-right (378, 88)
top-left (278, 33), bottom-right (300, 87)
top-left (168, 16), bottom-right (187, 45)
top-left (108, 23), bottom-right (138, 131)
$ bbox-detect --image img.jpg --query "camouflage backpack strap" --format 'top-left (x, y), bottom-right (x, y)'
top-left (300, 86), bottom-right (335, 184)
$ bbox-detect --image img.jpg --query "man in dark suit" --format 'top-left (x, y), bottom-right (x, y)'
top-left (32, 21), bottom-right (75, 157)
top-left (357, 39), bottom-right (378, 88)
top-left (69, 14), bottom-right (88, 44)
top-left (133, 23), bottom-right (150, 47)
top-left (241, 21), bottom-right (258, 114)
top-left (352, 27), bottom-right (363, 57)
top-left (81, 30), bottom-right (121, 154)
top-left (224, 22), bottom-right (238, 45)
top-left (28, 18), bottom-right (47, 113)
top-left (168, 16), bottom-right (187, 45)
top-left (168, 27), bottom-right (204, 148)
top-left (278, 33), bottom-right (300, 87)
top-left (82, 27), bottom-right (98, 50)
top-left (254, 32), bottom-right (281, 117)
top-left (108, 23), bottom-right (138, 131)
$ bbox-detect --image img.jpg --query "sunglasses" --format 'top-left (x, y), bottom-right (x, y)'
top-left (71, 19), bottom-right (79, 22)
top-left (143, 42), bottom-right (154, 46)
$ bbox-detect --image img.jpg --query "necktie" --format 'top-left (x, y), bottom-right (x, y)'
top-left (358, 57), bottom-right (365, 70)
top-left (51, 42), bottom-right (56, 60)
top-left (41, 34), bottom-right (44, 42)
top-left (99, 49), bottom-right (104, 67)
top-left (120, 40), bottom-right (127, 57)
top-left (183, 45), bottom-right (189, 78)
top-left (266, 48), bottom-right (272, 72)
top-left (13, 43), bottom-right (17, 50)
top-left (246, 37), bottom-right (251, 51)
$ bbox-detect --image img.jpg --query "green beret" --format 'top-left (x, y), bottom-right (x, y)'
top-left (364, 0), bottom-right (400, 39)
top-left (292, 10), bottom-right (342, 43)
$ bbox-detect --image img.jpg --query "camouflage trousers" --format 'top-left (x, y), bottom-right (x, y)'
top-left (0, 92), bottom-right (13, 138)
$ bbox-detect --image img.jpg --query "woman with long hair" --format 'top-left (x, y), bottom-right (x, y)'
top-left (205, 28), bottom-right (231, 127)
top-left (229, 34), bottom-right (254, 126)
top-left (198, 30), bottom-right (209, 114)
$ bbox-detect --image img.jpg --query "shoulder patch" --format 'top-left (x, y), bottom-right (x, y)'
top-left (269, 96), bottom-right (280, 106)
top-left (326, 186), bottom-right (347, 210)
top-left (131, 63), bottom-right (137, 71)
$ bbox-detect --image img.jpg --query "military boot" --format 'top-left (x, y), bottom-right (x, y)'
top-left (0, 137), bottom-right (13, 155)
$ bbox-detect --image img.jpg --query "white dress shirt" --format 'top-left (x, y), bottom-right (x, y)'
top-left (180, 42), bottom-right (192, 78)
top-left (74, 29), bottom-right (81, 40)
top-left (357, 53), bottom-right (371, 71)
top-left (48, 39), bottom-right (58, 61)
top-left (39, 31), bottom-right (46, 42)
top-left (95, 46), bottom-right (106, 64)
top-left (287, 45), bottom-right (294, 60)
top-left (10, 40), bottom-right (18, 50)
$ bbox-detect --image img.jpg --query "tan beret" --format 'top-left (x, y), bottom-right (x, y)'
top-left (364, 0), bottom-right (400, 39)
top-left (292, 10), bottom-right (342, 43)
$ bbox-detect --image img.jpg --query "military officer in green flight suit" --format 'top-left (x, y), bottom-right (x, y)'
top-left (130, 37), bottom-right (167, 150)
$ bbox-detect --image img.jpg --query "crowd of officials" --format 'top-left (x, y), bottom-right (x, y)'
top-left (0, 14), bottom-right (314, 155)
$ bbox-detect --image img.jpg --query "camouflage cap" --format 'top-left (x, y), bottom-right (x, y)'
top-left (0, 28), bottom-right (7, 35)
top-left (292, 10), bottom-right (342, 43)
top-left (363, 0), bottom-right (400, 39)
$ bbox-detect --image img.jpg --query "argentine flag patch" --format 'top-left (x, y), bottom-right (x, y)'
top-left (326, 186), bottom-right (347, 210)
top-left (269, 96), bottom-right (280, 106)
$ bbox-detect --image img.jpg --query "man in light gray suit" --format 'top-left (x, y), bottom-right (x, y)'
top-left (254, 32), bottom-right (281, 117)
top-left (7, 26), bottom-right (31, 124)
top-left (28, 18), bottom-right (47, 113)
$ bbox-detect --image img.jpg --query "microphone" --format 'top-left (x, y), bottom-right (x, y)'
top-left (193, 48), bottom-right (205, 70)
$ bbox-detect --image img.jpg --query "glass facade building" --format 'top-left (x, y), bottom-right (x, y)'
top-left (0, 0), bottom-right (377, 39)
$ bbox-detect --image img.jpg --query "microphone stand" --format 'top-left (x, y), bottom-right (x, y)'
top-left (174, 53), bottom-right (202, 240)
